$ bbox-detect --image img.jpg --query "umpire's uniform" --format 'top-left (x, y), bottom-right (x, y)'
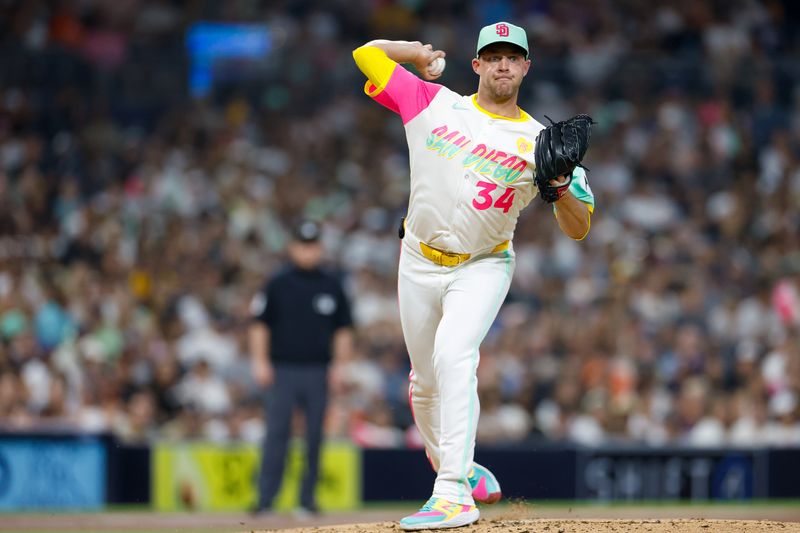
top-left (251, 220), bottom-right (353, 513)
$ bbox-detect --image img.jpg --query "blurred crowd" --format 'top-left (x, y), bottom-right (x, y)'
top-left (0, 0), bottom-right (799, 449)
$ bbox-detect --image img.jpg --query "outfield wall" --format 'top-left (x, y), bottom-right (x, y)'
top-left (0, 433), bottom-right (797, 510)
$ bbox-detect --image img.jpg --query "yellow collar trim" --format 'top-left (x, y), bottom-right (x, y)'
top-left (471, 94), bottom-right (530, 122)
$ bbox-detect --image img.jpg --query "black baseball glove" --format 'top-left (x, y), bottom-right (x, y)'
top-left (534, 114), bottom-right (594, 203)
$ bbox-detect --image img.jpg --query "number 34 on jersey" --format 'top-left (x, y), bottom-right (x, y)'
top-left (472, 180), bottom-right (515, 213)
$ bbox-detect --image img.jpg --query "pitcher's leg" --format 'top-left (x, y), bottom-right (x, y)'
top-left (431, 255), bottom-right (514, 504)
top-left (398, 247), bottom-right (444, 471)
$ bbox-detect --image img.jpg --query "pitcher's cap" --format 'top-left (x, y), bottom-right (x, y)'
top-left (476, 21), bottom-right (529, 58)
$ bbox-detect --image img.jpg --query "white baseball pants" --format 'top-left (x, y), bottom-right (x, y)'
top-left (398, 237), bottom-right (514, 505)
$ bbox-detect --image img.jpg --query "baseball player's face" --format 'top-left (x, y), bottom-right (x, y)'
top-left (472, 44), bottom-right (530, 101)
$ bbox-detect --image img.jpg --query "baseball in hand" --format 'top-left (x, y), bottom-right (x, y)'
top-left (427, 57), bottom-right (446, 76)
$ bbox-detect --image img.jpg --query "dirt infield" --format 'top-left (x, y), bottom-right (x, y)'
top-left (258, 503), bottom-right (800, 533)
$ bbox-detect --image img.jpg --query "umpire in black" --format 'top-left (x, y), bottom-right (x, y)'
top-left (249, 219), bottom-right (353, 515)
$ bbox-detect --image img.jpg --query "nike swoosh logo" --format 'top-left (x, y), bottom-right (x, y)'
top-left (452, 102), bottom-right (470, 110)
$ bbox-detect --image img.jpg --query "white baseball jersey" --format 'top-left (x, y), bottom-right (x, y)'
top-left (353, 45), bottom-right (594, 254)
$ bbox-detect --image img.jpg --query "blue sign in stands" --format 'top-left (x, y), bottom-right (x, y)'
top-left (0, 436), bottom-right (106, 510)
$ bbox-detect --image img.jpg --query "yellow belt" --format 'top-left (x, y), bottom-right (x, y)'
top-left (419, 240), bottom-right (509, 267)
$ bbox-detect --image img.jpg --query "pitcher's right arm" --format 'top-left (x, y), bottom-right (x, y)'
top-left (352, 41), bottom-right (446, 123)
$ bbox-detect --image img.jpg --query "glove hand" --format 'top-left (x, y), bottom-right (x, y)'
top-left (548, 174), bottom-right (572, 201)
top-left (534, 114), bottom-right (594, 203)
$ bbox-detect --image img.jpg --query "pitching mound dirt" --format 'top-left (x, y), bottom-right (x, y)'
top-left (265, 518), bottom-right (800, 533)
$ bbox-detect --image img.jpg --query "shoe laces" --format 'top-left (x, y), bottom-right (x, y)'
top-left (419, 497), bottom-right (438, 512)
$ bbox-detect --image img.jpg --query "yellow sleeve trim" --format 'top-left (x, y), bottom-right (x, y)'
top-left (574, 208), bottom-right (592, 241)
top-left (353, 46), bottom-right (397, 96)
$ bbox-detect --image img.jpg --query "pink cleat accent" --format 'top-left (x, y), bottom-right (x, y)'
top-left (468, 463), bottom-right (502, 504)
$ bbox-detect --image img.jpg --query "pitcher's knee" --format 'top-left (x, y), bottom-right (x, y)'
top-left (410, 384), bottom-right (437, 404)
top-left (432, 349), bottom-right (476, 377)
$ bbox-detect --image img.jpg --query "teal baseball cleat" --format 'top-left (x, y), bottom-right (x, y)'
top-left (399, 497), bottom-right (480, 530)
top-left (468, 462), bottom-right (502, 504)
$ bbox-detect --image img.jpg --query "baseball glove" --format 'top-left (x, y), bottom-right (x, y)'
top-left (534, 114), bottom-right (594, 203)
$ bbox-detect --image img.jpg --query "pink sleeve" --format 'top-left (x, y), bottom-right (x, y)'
top-left (369, 67), bottom-right (443, 125)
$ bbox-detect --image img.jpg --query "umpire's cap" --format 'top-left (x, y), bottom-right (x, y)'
top-left (292, 219), bottom-right (321, 243)
top-left (476, 22), bottom-right (529, 59)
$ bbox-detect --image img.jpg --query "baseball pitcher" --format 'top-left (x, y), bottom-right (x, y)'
top-left (353, 21), bottom-right (595, 530)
